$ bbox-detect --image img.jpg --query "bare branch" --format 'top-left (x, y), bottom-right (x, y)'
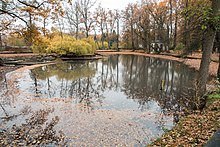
top-left (16, 0), bottom-right (47, 9)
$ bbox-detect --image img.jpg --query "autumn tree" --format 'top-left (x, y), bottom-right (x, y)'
top-left (172, 0), bottom-right (180, 49)
top-left (180, 0), bottom-right (210, 54)
top-left (39, 5), bottom-right (52, 37)
top-left (132, 3), bottom-right (151, 52)
top-left (0, 0), bottom-right (63, 46)
top-left (197, 0), bottom-right (220, 99)
top-left (168, 0), bottom-right (180, 49)
top-left (147, 0), bottom-right (169, 52)
top-left (122, 3), bottom-right (137, 50)
top-left (115, 10), bottom-right (120, 51)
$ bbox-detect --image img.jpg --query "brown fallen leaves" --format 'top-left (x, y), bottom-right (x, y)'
top-left (148, 100), bottom-right (220, 146)
top-left (0, 109), bottom-right (67, 146)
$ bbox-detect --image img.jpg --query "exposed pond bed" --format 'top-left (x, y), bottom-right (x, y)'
top-left (0, 54), bottom-right (199, 146)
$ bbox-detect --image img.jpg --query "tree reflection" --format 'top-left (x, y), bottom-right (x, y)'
top-left (120, 55), bottom-right (197, 114)
top-left (30, 61), bottom-right (104, 111)
top-left (27, 55), bottom-right (198, 114)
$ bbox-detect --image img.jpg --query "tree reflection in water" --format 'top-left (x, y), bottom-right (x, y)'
top-left (30, 61), bottom-right (104, 111)
top-left (0, 55), bottom-right (199, 145)
top-left (29, 55), bottom-right (197, 115)
top-left (120, 55), bottom-right (197, 124)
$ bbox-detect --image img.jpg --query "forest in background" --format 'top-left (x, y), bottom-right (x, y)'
top-left (0, 0), bottom-right (219, 52)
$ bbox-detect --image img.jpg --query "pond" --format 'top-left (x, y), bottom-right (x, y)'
top-left (0, 54), bottom-right (198, 146)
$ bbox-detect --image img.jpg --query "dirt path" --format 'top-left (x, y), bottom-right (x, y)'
top-left (0, 53), bottom-right (39, 57)
top-left (97, 51), bottom-right (219, 77)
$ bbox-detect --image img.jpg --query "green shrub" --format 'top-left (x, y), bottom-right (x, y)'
top-left (175, 43), bottom-right (185, 50)
top-left (189, 40), bottom-right (201, 51)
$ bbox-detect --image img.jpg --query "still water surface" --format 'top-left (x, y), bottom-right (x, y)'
top-left (0, 55), bottom-right (198, 146)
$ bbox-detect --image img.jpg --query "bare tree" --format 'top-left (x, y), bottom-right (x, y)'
top-left (65, 0), bottom-right (81, 39)
top-left (115, 10), bottom-right (120, 51)
top-left (78, 0), bottom-right (97, 38)
top-left (107, 9), bottom-right (121, 50)
top-left (94, 5), bottom-right (108, 49)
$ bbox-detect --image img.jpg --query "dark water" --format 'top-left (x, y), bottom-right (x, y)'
top-left (0, 55), bottom-right (198, 146)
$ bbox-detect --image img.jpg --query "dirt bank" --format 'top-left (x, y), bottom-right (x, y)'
top-left (0, 53), bottom-right (56, 74)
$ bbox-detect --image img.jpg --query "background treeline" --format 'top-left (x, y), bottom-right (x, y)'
top-left (0, 0), bottom-right (219, 53)
top-left (122, 0), bottom-right (220, 54)
top-left (0, 0), bottom-right (220, 109)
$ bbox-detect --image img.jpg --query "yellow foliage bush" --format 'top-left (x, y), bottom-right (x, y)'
top-left (81, 37), bottom-right (97, 54)
top-left (97, 41), bottom-right (109, 49)
top-left (32, 36), bottom-right (50, 53)
top-left (31, 34), bottom-right (97, 56)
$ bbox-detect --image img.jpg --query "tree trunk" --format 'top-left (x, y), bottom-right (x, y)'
top-left (169, 0), bottom-right (173, 49)
top-left (0, 33), bottom-right (2, 49)
top-left (117, 19), bottom-right (120, 51)
top-left (101, 28), bottom-right (104, 50)
top-left (131, 24), bottom-right (135, 51)
top-left (217, 32), bottom-right (220, 80)
top-left (198, 30), bottom-right (216, 97)
top-left (166, 23), bottom-right (170, 51)
top-left (198, 0), bottom-right (219, 98)
top-left (76, 23), bottom-right (79, 39)
top-left (169, 0), bottom-right (173, 36)
top-left (43, 18), bottom-right (46, 36)
top-left (218, 52), bottom-right (220, 81)
top-left (86, 30), bottom-right (89, 38)
top-left (173, 8), bottom-right (178, 49)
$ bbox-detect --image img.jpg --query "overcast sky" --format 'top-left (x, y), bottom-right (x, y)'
top-left (97, 0), bottom-right (141, 10)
